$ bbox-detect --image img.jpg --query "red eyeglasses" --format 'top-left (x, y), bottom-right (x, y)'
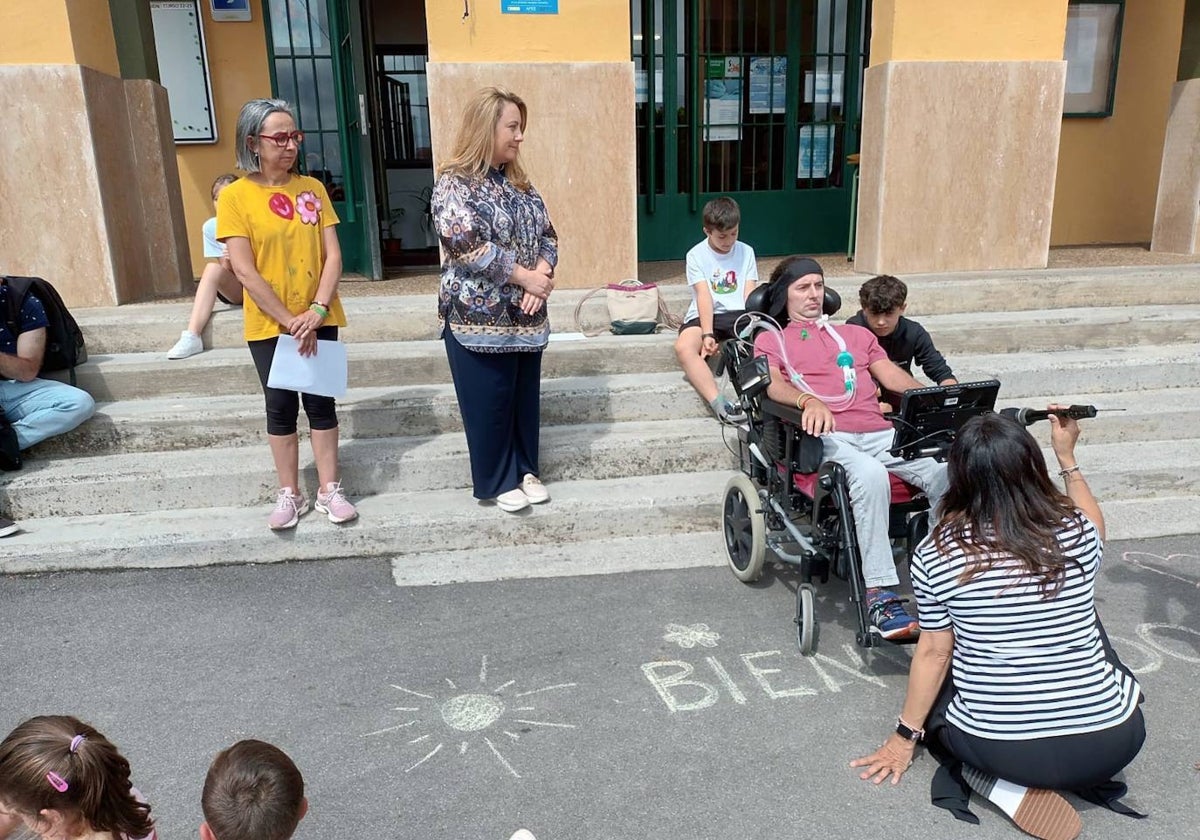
top-left (258, 130), bottom-right (305, 148)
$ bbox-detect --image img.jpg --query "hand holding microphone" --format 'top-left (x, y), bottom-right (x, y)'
top-left (999, 403), bottom-right (1091, 473)
top-left (998, 405), bottom-right (1099, 426)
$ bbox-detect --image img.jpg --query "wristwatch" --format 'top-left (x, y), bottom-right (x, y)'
top-left (895, 717), bottom-right (924, 742)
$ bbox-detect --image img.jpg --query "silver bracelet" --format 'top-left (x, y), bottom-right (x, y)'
top-left (1058, 464), bottom-right (1081, 478)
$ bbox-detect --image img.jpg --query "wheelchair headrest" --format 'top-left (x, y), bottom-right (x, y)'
top-left (745, 277), bottom-right (841, 327)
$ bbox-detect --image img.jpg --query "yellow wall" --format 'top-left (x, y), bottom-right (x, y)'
top-left (871, 0), bottom-right (1068, 63)
top-left (1052, 0), bottom-right (1186, 244)
top-left (0, 0), bottom-right (119, 76)
top-left (427, 2), bottom-right (629, 62)
top-left (174, 5), bottom-right (273, 277)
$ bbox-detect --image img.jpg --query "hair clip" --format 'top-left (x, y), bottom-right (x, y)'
top-left (69, 735), bottom-right (86, 753)
top-left (46, 772), bottom-right (68, 793)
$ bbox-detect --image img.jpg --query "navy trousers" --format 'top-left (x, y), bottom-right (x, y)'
top-left (443, 329), bottom-right (542, 499)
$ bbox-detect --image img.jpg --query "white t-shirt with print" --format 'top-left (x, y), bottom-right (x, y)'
top-left (683, 239), bottom-right (758, 322)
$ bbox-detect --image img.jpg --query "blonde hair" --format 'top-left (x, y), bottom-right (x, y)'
top-left (437, 87), bottom-right (530, 190)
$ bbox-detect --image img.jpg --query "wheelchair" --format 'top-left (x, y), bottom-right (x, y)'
top-left (716, 284), bottom-right (981, 655)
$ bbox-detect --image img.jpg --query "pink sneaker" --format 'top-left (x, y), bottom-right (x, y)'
top-left (316, 481), bottom-right (358, 523)
top-left (268, 487), bottom-right (309, 530)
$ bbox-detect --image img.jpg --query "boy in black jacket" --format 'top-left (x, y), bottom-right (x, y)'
top-left (846, 275), bottom-right (956, 412)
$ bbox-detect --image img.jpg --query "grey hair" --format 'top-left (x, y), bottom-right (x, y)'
top-left (234, 98), bottom-right (296, 172)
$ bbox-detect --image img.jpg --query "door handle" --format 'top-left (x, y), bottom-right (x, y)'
top-left (359, 94), bottom-right (368, 136)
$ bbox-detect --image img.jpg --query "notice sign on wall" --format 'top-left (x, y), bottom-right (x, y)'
top-left (210, 0), bottom-right (251, 22)
top-left (150, 0), bottom-right (218, 144)
top-left (502, 0), bottom-right (558, 12)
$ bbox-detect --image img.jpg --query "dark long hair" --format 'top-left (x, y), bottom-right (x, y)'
top-left (0, 715), bottom-right (154, 839)
top-left (932, 413), bottom-right (1088, 597)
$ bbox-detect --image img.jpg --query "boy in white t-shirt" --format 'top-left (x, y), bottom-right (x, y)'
top-left (674, 196), bottom-right (758, 424)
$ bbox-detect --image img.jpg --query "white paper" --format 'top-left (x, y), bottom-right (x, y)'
top-left (266, 334), bottom-right (348, 398)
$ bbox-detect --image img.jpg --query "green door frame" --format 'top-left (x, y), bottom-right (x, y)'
top-left (262, 0), bottom-right (378, 277)
top-left (634, 0), bottom-right (866, 261)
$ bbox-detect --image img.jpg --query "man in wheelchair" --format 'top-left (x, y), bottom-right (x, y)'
top-left (749, 257), bottom-right (948, 640)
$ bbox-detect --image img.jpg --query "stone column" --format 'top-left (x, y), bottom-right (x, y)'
top-left (854, 0), bottom-right (1069, 274)
top-left (0, 0), bottom-right (189, 305)
top-left (1151, 0), bottom-right (1200, 253)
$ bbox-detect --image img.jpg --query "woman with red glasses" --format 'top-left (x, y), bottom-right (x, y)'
top-left (217, 98), bottom-right (357, 531)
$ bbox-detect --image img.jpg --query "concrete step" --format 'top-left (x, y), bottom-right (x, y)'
top-left (0, 472), bottom-right (1192, 576)
top-left (76, 264), bottom-right (1200, 353)
top-left (9, 401), bottom-right (1198, 520)
top-left (68, 334), bottom-right (1200, 402)
top-left (912, 304), bottom-right (1200, 355)
top-left (70, 334), bottom-right (673, 401)
top-left (0, 471), bottom-right (729, 574)
top-left (954, 343), bottom-right (1200, 397)
top-left (390, 531), bottom-right (728, 586)
top-left (5, 419), bottom-right (738, 518)
top-left (32, 378), bottom-right (1200, 458)
top-left (37, 372), bottom-right (709, 455)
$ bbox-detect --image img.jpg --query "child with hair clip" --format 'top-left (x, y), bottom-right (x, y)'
top-left (0, 715), bottom-right (156, 840)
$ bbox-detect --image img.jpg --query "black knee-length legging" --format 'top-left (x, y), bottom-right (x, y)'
top-left (247, 326), bottom-right (339, 436)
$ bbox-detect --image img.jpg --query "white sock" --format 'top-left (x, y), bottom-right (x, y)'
top-left (962, 764), bottom-right (1028, 817)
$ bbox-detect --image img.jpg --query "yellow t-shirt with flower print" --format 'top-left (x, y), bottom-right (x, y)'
top-left (216, 174), bottom-right (348, 341)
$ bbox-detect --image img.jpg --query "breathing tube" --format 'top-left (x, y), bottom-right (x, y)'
top-left (731, 257), bottom-right (858, 410)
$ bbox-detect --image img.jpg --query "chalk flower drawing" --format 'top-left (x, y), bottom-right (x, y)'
top-left (663, 623), bottom-right (721, 649)
top-left (361, 655), bottom-right (576, 779)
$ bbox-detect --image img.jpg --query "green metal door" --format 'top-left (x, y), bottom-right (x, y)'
top-left (632, 0), bottom-right (867, 260)
top-left (265, 0), bottom-right (376, 276)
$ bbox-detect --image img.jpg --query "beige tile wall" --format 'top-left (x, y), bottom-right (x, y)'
top-left (1151, 79), bottom-right (1200, 254)
top-left (0, 65), bottom-right (188, 306)
top-left (855, 60), bottom-right (1066, 275)
top-left (427, 62), bottom-right (637, 291)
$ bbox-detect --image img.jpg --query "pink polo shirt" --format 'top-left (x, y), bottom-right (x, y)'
top-left (753, 320), bottom-right (892, 433)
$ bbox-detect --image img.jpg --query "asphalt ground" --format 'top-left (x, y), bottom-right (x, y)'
top-left (0, 534), bottom-right (1197, 840)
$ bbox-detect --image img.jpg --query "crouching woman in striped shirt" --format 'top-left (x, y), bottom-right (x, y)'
top-left (851, 409), bottom-right (1145, 840)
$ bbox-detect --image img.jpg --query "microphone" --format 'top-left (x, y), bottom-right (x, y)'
top-left (999, 405), bottom-right (1099, 426)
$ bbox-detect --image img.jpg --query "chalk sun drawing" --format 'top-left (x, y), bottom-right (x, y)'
top-left (361, 655), bottom-right (577, 779)
top-left (663, 623), bottom-right (721, 649)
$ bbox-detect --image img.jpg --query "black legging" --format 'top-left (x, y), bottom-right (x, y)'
top-left (925, 616), bottom-right (1146, 820)
top-left (247, 326), bottom-right (339, 436)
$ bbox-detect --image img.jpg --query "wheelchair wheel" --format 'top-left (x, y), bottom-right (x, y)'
top-left (723, 473), bottom-right (766, 582)
top-left (795, 584), bottom-right (817, 654)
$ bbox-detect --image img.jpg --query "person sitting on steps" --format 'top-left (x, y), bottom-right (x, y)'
top-left (674, 196), bottom-right (758, 426)
top-left (168, 173), bottom-right (246, 359)
top-left (0, 278), bottom-right (97, 538)
top-left (846, 274), bottom-right (956, 413)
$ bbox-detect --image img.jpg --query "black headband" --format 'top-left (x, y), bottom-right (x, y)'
top-left (767, 257), bottom-right (825, 321)
top-left (776, 257), bottom-right (824, 285)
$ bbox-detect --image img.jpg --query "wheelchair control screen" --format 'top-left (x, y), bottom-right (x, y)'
top-left (890, 380), bottom-right (1002, 461)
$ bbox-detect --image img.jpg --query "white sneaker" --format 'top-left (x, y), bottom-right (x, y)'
top-left (520, 473), bottom-right (550, 504)
top-left (509, 832), bottom-right (537, 840)
top-left (495, 488), bottom-right (530, 512)
top-left (167, 330), bottom-right (204, 359)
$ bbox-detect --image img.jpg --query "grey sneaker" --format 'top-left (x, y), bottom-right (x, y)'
top-left (716, 399), bottom-right (748, 426)
top-left (167, 330), bottom-right (204, 359)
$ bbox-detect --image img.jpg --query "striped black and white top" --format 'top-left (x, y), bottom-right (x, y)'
top-left (911, 514), bottom-right (1141, 740)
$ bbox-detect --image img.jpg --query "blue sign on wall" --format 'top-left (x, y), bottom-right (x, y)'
top-left (502, 0), bottom-right (559, 13)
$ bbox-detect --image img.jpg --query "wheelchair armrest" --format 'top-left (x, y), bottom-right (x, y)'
top-left (761, 399), bottom-right (824, 474)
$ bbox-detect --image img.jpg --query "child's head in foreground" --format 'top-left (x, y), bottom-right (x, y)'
top-left (0, 714), bottom-right (154, 840)
top-left (702, 196), bottom-right (740, 254)
top-left (201, 740), bottom-right (306, 840)
top-left (858, 274), bottom-right (908, 337)
top-left (211, 173), bottom-right (238, 207)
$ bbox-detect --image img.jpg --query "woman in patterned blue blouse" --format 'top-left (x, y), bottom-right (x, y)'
top-left (432, 87), bottom-right (558, 513)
